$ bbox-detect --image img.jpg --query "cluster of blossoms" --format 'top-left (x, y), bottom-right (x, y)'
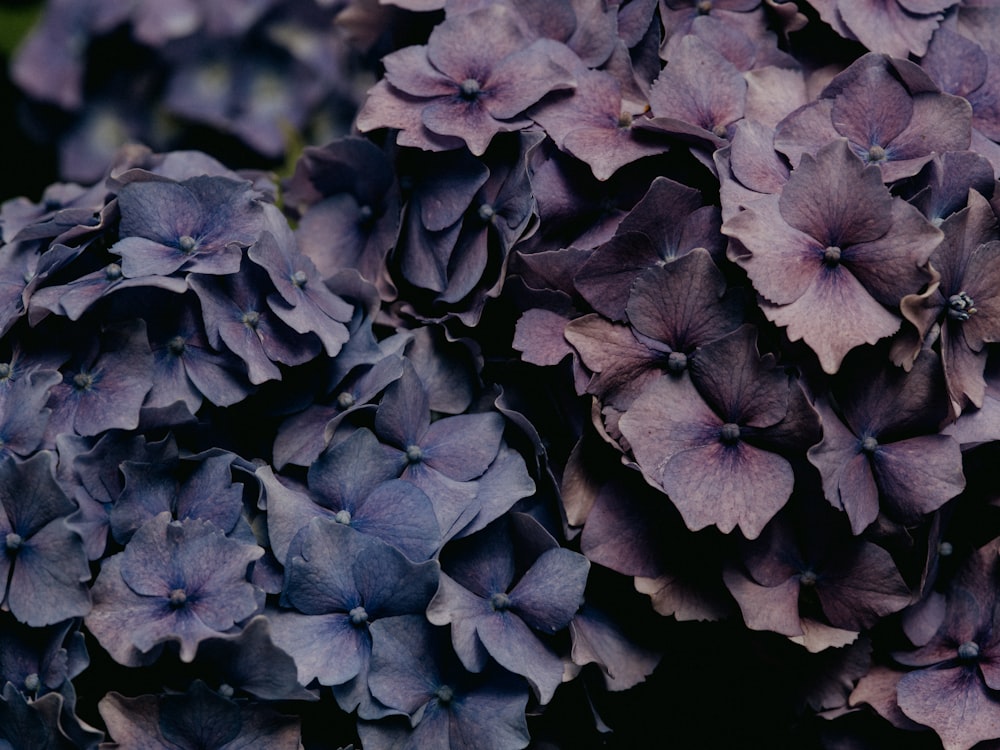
top-left (7, 0), bottom-right (1000, 748)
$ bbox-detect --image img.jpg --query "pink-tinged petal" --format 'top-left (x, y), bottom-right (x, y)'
top-left (842, 200), bottom-right (941, 310)
top-left (660, 440), bottom-right (794, 538)
top-left (839, 1), bottom-right (943, 58)
top-left (808, 399), bottom-right (880, 534)
top-left (722, 196), bottom-right (822, 305)
top-left (790, 618), bottom-right (859, 653)
top-left (897, 667), bottom-right (1000, 750)
top-left (268, 610), bottom-right (366, 687)
top-left (634, 571), bottom-right (735, 622)
top-left (850, 664), bottom-right (929, 731)
top-left (922, 28), bottom-right (988, 99)
top-left (510, 548), bottom-right (589, 633)
top-left (871, 435), bottom-right (965, 522)
top-left (777, 139), bottom-right (894, 247)
top-left (426, 5), bottom-right (529, 81)
top-left (574, 231), bottom-right (661, 320)
top-left (722, 567), bottom-right (803, 637)
top-left (355, 80), bottom-right (465, 153)
top-left (421, 98), bottom-right (529, 157)
top-left (482, 40), bottom-right (577, 120)
top-left (569, 605), bottom-right (662, 691)
top-left (761, 265), bottom-right (901, 374)
top-left (960, 241), bottom-right (1000, 351)
top-left (744, 67), bottom-right (810, 129)
top-left (512, 309), bottom-right (575, 367)
top-left (382, 45), bottom-right (457, 98)
top-left (942, 322), bottom-right (988, 414)
top-left (889, 93), bottom-right (972, 161)
top-left (773, 98), bottom-right (840, 168)
top-left (562, 126), bottom-right (668, 181)
top-left (563, 314), bottom-right (662, 409)
top-left (726, 119), bottom-right (789, 195)
top-left (816, 543), bottom-right (912, 630)
top-left (830, 59), bottom-right (913, 148)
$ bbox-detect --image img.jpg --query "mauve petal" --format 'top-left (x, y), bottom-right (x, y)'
top-left (688, 326), bottom-right (789, 429)
top-left (773, 98), bottom-right (840, 168)
top-left (889, 93), bottom-right (972, 161)
top-left (744, 67), bottom-right (810, 129)
top-left (722, 567), bottom-right (803, 637)
top-left (7, 521), bottom-right (91, 626)
top-left (422, 413), bottom-right (504, 481)
top-left (403, 464), bottom-right (480, 542)
top-left (850, 665), bottom-right (927, 731)
top-left (726, 119), bottom-right (790, 195)
top-left (117, 180), bottom-right (202, 247)
top-left (282, 519), bottom-right (366, 615)
top-left (722, 197), bottom-right (822, 305)
top-left (426, 5), bottom-right (528, 82)
top-left (942, 323), bottom-right (988, 413)
top-left (762, 266), bottom-right (902, 374)
top-left (575, 231), bottom-right (661, 319)
top-left (421, 98), bottom-right (527, 157)
top-left (476, 611), bottom-right (564, 704)
top-left (830, 59), bottom-right (913, 148)
top-left (509, 548), bottom-right (588, 633)
top-left (816, 543), bottom-right (911, 630)
top-left (375, 364), bottom-right (430, 449)
top-left (482, 40), bottom-right (577, 120)
top-left (897, 667), bottom-right (1000, 750)
top-left (308, 428), bottom-right (399, 509)
top-left (356, 80), bottom-right (466, 153)
top-left (663, 440), bottom-right (794, 538)
top-left (960, 241), bottom-right (1000, 351)
top-left (268, 610), bottom-right (366, 687)
top-left (351, 480), bottom-right (441, 562)
top-left (871, 435), bottom-right (965, 522)
top-left (367, 615), bottom-right (439, 714)
top-left (923, 28), bottom-right (988, 102)
top-left (383, 45), bottom-right (457, 98)
top-left (512, 309), bottom-right (575, 367)
top-left (99, 693), bottom-right (174, 749)
top-left (841, 2), bottom-right (941, 58)
top-left (257, 468), bottom-right (324, 567)
top-left (778, 139), bottom-right (894, 246)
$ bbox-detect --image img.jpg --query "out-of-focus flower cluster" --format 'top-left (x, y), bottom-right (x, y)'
top-left (6, 0), bottom-right (1000, 748)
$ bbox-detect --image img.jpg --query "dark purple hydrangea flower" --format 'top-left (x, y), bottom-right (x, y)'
top-left (359, 615), bottom-right (530, 750)
top-left (86, 513), bottom-right (264, 665)
top-left (723, 499), bottom-right (911, 652)
top-left (260, 428), bottom-right (441, 565)
top-left (722, 138), bottom-right (942, 373)
top-left (112, 175), bottom-right (265, 278)
top-left (619, 326), bottom-right (821, 539)
top-left (892, 541), bottom-right (1000, 750)
top-left (427, 512), bottom-right (589, 704)
top-left (0, 368), bottom-right (61, 460)
top-left (774, 54), bottom-right (972, 183)
top-left (356, 4), bottom-right (577, 155)
top-left (43, 318), bottom-right (154, 439)
top-left (807, 350), bottom-right (965, 534)
top-left (0, 611), bottom-right (88, 699)
top-left (0, 452), bottom-right (91, 627)
top-left (99, 680), bottom-right (303, 750)
top-left (267, 519), bottom-right (439, 710)
top-left (0, 681), bottom-right (100, 750)
top-left (898, 190), bottom-right (1000, 417)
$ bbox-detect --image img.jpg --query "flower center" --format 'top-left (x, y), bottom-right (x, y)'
top-left (866, 144), bottom-right (887, 163)
top-left (478, 204), bottom-right (495, 222)
top-left (349, 606), bottom-right (369, 626)
top-left (178, 235), bottom-right (198, 253)
top-left (490, 592), bottom-right (511, 612)
top-left (696, 0), bottom-right (712, 13)
top-left (947, 291), bottom-right (977, 321)
top-left (72, 372), bottom-right (94, 391)
top-left (712, 123), bottom-right (728, 139)
top-left (0, 363), bottom-right (12, 382)
top-left (823, 246), bottom-right (842, 267)
top-left (218, 683), bottom-right (234, 698)
top-left (405, 444), bottom-right (423, 464)
top-left (357, 204), bottom-right (374, 224)
top-left (860, 436), bottom-right (878, 454)
top-left (169, 588), bottom-right (188, 608)
top-left (666, 351), bottom-right (688, 374)
top-left (799, 569), bottom-right (817, 587)
top-left (435, 685), bottom-right (455, 705)
top-left (618, 111), bottom-right (633, 128)
top-left (334, 509), bottom-right (352, 525)
top-left (291, 270), bottom-right (308, 288)
top-left (336, 392), bottom-right (356, 409)
top-left (23, 673), bottom-right (39, 693)
top-left (958, 641), bottom-right (980, 661)
top-left (939, 541), bottom-right (953, 557)
top-left (167, 335), bottom-right (186, 355)
top-left (105, 263), bottom-right (123, 281)
top-left (719, 423), bottom-right (741, 444)
top-left (459, 78), bottom-right (481, 100)
top-left (5, 532), bottom-right (22, 552)
top-left (241, 310), bottom-right (260, 329)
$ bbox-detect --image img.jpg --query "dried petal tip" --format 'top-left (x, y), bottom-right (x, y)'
top-left (860, 436), bottom-right (878, 454)
top-left (349, 606), bottom-right (369, 627)
top-left (5, 532), bottom-right (21, 551)
top-left (334, 509), bottom-right (352, 525)
top-left (489, 592), bottom-right (512, 612)
top-left (23, 674), bottom-right (39, 693)
top-left (666, 351), bottom-right (688, 374)
top-left (720, 423), bottom-right (741, 444)
top-left (178, 235), bottom-right (198, 253)
top-left (866, 145), bottom-right (887, 163)
top-left (823, 246), bottom-right (842, 267)
top-left (459, 79), bottom-right (481, 100)
top-left (958, 641), bottom-right (980, 660)
top-left (105, 263), bottom-right (122, 280)
top-left (947, 292), bottom-right (977, 321)
top-left (169, 588), bottom-right (188, 608)
top-left (405, 445), bottom-right (423, 463)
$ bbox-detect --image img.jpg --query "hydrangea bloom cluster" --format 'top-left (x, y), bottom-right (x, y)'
top-left (7, 0), bottom-right (1000, 748)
